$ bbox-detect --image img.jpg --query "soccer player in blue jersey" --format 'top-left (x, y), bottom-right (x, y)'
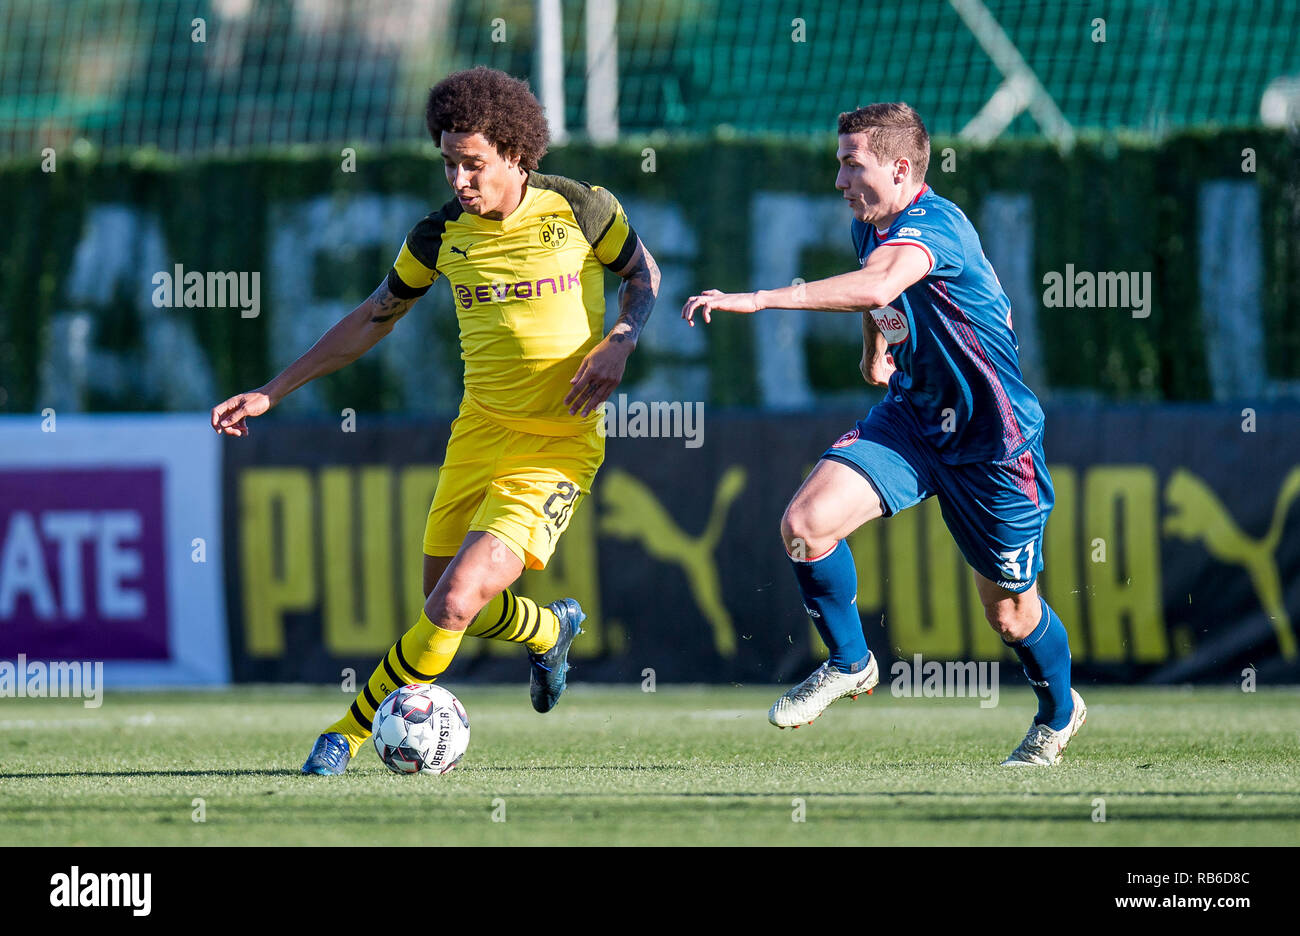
top-left (682, 103), bottom-right (1085, 765)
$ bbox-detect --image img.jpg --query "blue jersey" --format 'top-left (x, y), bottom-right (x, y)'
top-left (852, 184), bottom-right (1043, 464)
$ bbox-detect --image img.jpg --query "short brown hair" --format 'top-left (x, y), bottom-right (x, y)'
top-left (425, 66), bottom-right (550, 170)
top-left (837, 103), bottom-right (930, 182)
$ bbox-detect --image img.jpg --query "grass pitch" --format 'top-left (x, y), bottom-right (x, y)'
top-left (1, 685), bottom-right (1297, 846)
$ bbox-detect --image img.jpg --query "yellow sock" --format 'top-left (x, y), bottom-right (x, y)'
top-left (325, 611), bottom-right (465, 755)
top-left (466, 589), bottom-right (559, 654)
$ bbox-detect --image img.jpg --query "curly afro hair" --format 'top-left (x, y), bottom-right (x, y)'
top-left (425, 67), bottom-right (550, 170)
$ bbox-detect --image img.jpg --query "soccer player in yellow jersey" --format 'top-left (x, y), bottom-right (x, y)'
top-left (209, 67), bottom-right (661, 775)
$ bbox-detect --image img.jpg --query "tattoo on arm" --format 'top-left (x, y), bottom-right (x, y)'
top-left (368, 281), bottom-right (417, 325)
top-left (611, 245), bottom-right (660, 344)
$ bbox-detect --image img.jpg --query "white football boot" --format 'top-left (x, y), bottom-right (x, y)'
top-left (769, 655), bottom-right (878, 728)
top-left (1001, 688), bottom-right (1087, 766)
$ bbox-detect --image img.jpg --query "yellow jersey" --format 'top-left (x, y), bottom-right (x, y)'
top-left (386, 170), bottom-right (637, 437)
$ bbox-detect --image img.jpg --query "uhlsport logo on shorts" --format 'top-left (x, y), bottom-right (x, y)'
top-left (869, 305), bottom-right (909, 345)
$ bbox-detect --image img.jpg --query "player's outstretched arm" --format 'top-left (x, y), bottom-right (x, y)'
top-left (681, 241), bottom-right (930, 324)
top-left (210, 279), bottom-right (419, 437)
top-left (564, 238), bottom-right (660, 416)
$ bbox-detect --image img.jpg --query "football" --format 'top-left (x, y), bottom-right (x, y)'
top-left (372, 684), bottom-right (470, 775)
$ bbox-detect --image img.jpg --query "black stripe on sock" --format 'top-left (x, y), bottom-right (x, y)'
top-left (482, 591), bottom-right (517, 640)
top-left (382, 656), bottom-right (405, 689)
top-left (502, 599), bottom-right (525, 641)
top-left (511, 600), bottom-right (534, 643)
top-left (492, 590), bottom-right (512, 629)
top-left (508, 596), bottom-right (532, 641)
top-left (519, 602), bottom-right (543, 645)
top-left (386, 646), bottom-right (417, 684)
top-left (393, 640), bottom-right (436, 682)
top-left (479, 604), bottom-right (512, 640)
top-left (362, 685), bottom-right (380, 713)
top-left (350, 700), bottom-right (373, 732)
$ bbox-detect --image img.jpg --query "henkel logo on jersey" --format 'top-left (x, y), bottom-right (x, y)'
top-left (870, 305), bottom-right (910, 346)
top-left (453, 269), bottom-right (583, 309)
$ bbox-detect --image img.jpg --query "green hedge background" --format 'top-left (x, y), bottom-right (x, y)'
top-left (1, 128), bottom-right (1296, 413)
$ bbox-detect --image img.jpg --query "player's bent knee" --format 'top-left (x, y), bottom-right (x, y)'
top-left (780, 505), bottom-right (829, 557)
top-left (982, 599), bottom-right (1036, 642)
top-left (425, 585), bottom-right (487, 632)
top-left (982, 604), bottom-right (1015, 640)
top-left (778, 508), bottom-right (800, 547)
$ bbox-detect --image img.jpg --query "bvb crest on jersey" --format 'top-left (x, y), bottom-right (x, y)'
top-left (539, 219), bottom-right (568, 249)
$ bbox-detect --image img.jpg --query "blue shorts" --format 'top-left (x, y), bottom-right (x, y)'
top-left (822, 398), bottom-right (1054, 593)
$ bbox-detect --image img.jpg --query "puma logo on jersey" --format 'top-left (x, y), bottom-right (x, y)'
top-left (449, 245), bottom-right (470, 258)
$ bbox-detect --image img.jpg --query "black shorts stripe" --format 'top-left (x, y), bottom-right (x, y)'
top-left (393, 640), bottom-right (436, 682)
top-left (350, 700), bottom-right (373, 732)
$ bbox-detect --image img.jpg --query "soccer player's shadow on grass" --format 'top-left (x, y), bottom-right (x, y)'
top-left (0, 769), bottom-right (291, 778)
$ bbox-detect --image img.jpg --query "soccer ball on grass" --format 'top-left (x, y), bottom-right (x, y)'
top-left (372, 684), bottom-right (470, 775)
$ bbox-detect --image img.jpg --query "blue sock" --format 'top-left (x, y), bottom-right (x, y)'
top-left (1004, 596), bottom-right (1074, 730)
top-left (789, 540), bottom-right (871, 673)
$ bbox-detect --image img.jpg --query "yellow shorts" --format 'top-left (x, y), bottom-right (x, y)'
top-left (423, 406), bottom-right (604, 570)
